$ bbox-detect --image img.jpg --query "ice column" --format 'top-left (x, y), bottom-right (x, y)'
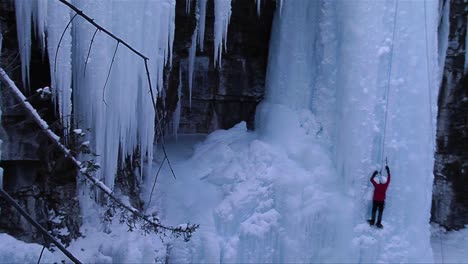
top-left (15, 0), bottom-right (33, 88)
top-left (47, 1), bottom-right (73, 136)
top-left (256, 0), bottom-right (440, 262)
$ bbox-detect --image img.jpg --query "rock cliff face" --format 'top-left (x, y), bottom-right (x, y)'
top-left (164, 0), bottom-right (275, 133)
top-left (0, 0), bottom-right (80, 245)
top-left (431, 0), bottom-right (467, 230)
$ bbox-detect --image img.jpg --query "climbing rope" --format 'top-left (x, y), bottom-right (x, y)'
top-left (423, 0), bottom-right (436, 152)
top-left (380, 0), bottom-right (400, 171)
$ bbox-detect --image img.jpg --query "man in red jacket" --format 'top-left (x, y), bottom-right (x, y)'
top-left (368, 165), bottom-right (391, 228)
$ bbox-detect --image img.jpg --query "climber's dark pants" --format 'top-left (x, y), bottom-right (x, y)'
top-left (370, 200), bottom-right (385, 225)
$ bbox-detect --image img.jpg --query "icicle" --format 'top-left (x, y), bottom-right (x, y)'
top-left (168, 0), bottom-right (176, 67)
top-left (15, 0), bottom-right (33, 89)
top-left (198, 0), bottom-right (207, 51)
top-left (256, 0), bottom-right (261, 16)
top-left (31, 0), bottom-right (48, 52)
top-left (188, 23), bottom-right (198, 109)
top-left (213, 0), bottom-right (232, 66)
top-left (11, 0), bottom-right (178, 191)
top-left (46, 1), bottom-right (73, 139)
top-left (173, 66), bottom-right (182, 140)
top-left (186, 0), bottom-right (192, 14)
top-left (277, 0), bottom-right (283, 16)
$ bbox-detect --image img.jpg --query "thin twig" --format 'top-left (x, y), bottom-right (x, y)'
top-left (143, 60), bottom-right (177, 180)
top-left (37, 245), bottom-right (46, 264)
top-left (54, 13), bottom-right (78, 86)
top-left (102, 42), bottom-right (119, 105)
top-left (56, 0), bottom-right (149, 60)
top-left (3, 51), bottom-right (21, 71)
top-left (161, 143), bottom-right (176, 179)
top-left (146, 156), bottom-right (167, 211)
top-left (144, 59), bottom-right (158, 110)
top-left (83, 28), bottom-right (99, 77)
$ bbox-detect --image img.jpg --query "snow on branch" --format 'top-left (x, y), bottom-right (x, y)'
top-left (0, 67), bottom-right (197, 239)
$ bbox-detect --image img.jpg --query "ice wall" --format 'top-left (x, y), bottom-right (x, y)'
top-left (15, 0), bottom-right (243, 194)
top-left (256, 0), bottom-right (441, 262)
top-left (14, 0), bottom-right (176, 195)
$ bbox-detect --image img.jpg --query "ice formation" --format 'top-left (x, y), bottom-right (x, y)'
top-left (9, 0), bottom-right (448, 262)
top-left (159, 0), bottom-right (443, 263)
top-left (187, 0), bottom-right (209, 108)
top-left (14, 0), bottom-right (239, 193)
top-left (213, 0), bottom-right (232, 66)
top-left (257, 0), bottom-right (441, 261)
top-left (14, 0), bottom-right (177, 193)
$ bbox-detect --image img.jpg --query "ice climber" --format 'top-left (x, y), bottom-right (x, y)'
top-left (368, 165), bottom-right (391, 228)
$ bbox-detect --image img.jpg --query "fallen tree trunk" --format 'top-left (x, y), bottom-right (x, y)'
top-left (0, 188), bottom-right (82, 264)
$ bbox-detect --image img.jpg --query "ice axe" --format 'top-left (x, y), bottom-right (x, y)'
top-left (379, 157), bottom-right (388, 175)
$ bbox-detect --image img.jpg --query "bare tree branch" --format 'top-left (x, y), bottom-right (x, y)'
top-left (83, 28), bottom-right (99, 76)
top-left (0, 188), bottom-right (82, 264)
top-left (102, 42), bottom-right (119, 105)
top-left (56, 0), bottom-right (148, 60)
top-left (54, 13), bottom-right (78, 85)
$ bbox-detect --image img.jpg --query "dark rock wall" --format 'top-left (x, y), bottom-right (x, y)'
top-left (164, 0), bottom-right (275, 133)
top-left (431, 0), bottom-right (467, 230)
top-left (0, 0), bottom-right (81, 245)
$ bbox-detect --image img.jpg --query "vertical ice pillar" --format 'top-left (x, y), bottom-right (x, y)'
top-left (15, 0), bottom-right (33, 89)
top-left (256, 0), bottom-right (440, 262)
top-left (46, 0), bottom-right (72, 137)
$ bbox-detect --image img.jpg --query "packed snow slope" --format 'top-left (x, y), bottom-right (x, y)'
top-left (155, 0), bottom-right (442, 263)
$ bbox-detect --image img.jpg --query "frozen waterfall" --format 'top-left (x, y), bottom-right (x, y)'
top-left (14, 0), bottom-right (177, 195)
top-left (9, 0), bottom-right (445, 262)
top-left (161, 0), bottom-right (442, 263)
top-left (254, 0), bottom-right (440, 262)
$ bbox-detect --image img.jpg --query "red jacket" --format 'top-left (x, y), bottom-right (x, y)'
top-left (371, 169), bottom-right (391, 201)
